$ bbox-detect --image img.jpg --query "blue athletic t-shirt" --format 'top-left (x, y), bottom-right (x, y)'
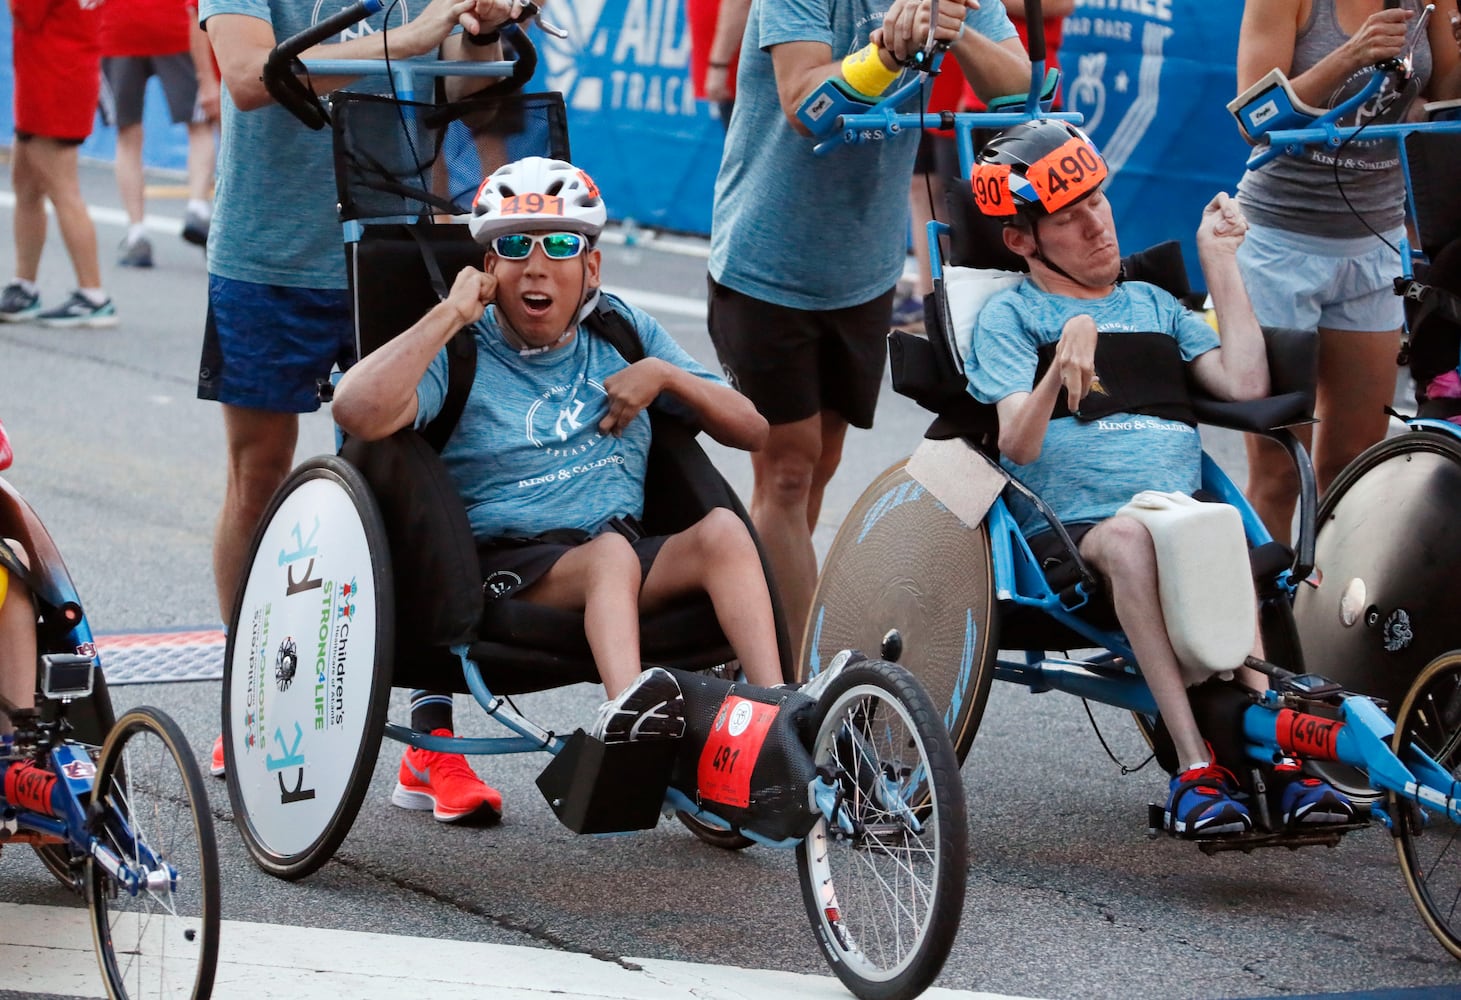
top-left (709, 0), bottom-right (1016, 311)
top-left (414, 294), bottom-right (726, 541)
top-left (964, 280), bottom-right (1221, 535)
top-left (199, 0), bottom-right (421, 289)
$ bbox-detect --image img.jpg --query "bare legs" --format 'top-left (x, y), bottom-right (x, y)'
top-left (10, 138), bottom-right (102, 289)
top-left (749, 411), bottom-right (848, 647)
top-left (212, 406), bottom-right (299, 618)
top-left (517, 509), bottom-right (783, 697)
top-left (1246, 326), bottom-right (1401, 544)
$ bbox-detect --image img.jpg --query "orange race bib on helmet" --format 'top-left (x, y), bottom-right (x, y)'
top-left (971, 120), bottom-right (1108, 221)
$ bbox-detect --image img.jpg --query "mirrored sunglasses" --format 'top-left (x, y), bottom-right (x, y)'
top-left (491, 232), bottom-right (587, 260)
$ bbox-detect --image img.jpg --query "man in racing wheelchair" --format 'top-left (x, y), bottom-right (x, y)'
top-left (963, 120), bottom-right (1355, 837)
top-left (331, 157), bottom-right (786, 816)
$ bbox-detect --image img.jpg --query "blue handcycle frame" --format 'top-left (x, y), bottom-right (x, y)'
top-left (809, 20), bottom-right (1461, 857)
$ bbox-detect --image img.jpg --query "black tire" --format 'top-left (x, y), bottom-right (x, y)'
top-left (1390, 649), bottom-right (1461, 961)
top-left (1295, 431), bottom-right (1461, 797)
top-left (800, 461), bottom-right (999, 766)
top-left (674, 810), bottom-right (755, 850)
top-left (88, 706), bottom-right (220, 1000)
top-left (222, 456), bottom-right (394, 880)
top-left (34, 669), bottom-right (116, 893)
top-left (796, 659), bottom-right (968, 1000)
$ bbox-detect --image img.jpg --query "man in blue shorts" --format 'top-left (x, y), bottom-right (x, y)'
top-left (331, 157), bottom-right (785, 761)
top-left (963, 120), bottom-right (1355, 837)
top-left (197, 0), bottom-right (523, 822)
top-left (707, 0), bottom-right (1029, 646)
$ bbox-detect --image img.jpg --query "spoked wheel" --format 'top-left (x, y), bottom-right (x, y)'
top-left (797, 659), bottom-right (968, 1000)
top-left (88, 706), bottom-right (220, 1000)
top-left (1390, 649), bottom-right (1461, 960)
top-left (801, 461), bottom-right (999, 766)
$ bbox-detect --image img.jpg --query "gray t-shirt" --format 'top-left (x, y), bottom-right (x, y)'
top-left (414, 294), bottom-right (726, 541)
top-left (1237, 0), bottom-right (1431, 238)
top-left (964, 280), bottom-right (1220, 535)
top-left (199, 0), bottom-right (420, 289)
top-left (709, 0), bottom-right (1016, 311)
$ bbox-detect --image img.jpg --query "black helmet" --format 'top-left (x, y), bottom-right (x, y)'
top-left (971, 119), bottom-right (1108, 222)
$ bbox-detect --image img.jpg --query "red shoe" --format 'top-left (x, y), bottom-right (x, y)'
top-left (210, 734), bottom-right (226, 778)
top-left (391, 729), bottom-right (502, 824)
top-left (4, 760), bottom-right (58, 817)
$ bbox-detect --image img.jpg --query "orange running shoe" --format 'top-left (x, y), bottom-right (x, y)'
top-left (391, 729), bottom-right (502, 824)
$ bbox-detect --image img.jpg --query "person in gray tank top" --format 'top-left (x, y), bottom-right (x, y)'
top-left (1233, 0), bottom-right (1461, 542)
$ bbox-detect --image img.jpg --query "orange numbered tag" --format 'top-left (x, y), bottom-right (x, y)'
top-left (1026, 136), bottom-right (1108, 215)
top-left (499, 193), bottom-right (566, 216)
top-left (697, 694), bottom-right (779, 809)
top-left (970, 162), bottom-right (1016, 217)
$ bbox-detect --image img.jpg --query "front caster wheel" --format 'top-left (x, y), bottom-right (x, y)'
top-left (796, 659), bottom-right (968, 1000)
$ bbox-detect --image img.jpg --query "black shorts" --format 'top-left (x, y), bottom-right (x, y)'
top-left (1026, 522), bottom-right (1097, 572)
top-left (477, 523), bottom-right (669, 600)
top-left (706, 277), bottom-right (893, 429)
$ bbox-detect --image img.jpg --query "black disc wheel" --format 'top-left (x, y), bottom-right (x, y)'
top-left (1295, 431), bottom-right (1461, 797)
top-left (88, 707), bottom-right (220, 1000)
top-left (1390, 649), bottom-right (1461, 960)
top-left (796, 659), bottom-right (968, 1000)
top-left (801, 461), bottom-right (999, 766)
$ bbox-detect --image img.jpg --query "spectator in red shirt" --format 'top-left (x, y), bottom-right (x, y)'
top-left (101, 0), bottom-right (220, 267)
top-left (688, 0), bottom-right (748, 130)
top-left (1, 0), bottom-right (117, 328)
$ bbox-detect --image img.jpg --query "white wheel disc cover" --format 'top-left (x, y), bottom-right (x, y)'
top-left (229, 477), bottom-right (379, 856)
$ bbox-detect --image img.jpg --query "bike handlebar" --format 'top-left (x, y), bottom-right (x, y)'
top-left (263, 0), bottom-right (543, 130)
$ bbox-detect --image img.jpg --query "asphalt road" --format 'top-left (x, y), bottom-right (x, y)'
top-left (1, 157), bottom-right (1458, 1000)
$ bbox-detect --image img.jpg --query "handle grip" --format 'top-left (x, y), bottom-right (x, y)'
top-left (264, 0), bottom-right (385, 129)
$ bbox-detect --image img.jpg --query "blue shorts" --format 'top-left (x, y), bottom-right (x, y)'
top-left (1237, 222), bottom-right (1405, 333)
top-left (197, 276), bottom-right (356, 412)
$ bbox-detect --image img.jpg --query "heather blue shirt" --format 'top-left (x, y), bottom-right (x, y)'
top-left (709, 0), bottom-right (1016, 310)
top-left (964, 280), bottom-right (1220, 535)
top-left (414, 294), bottom-right (726, 540)
top-left (199, 0), bottom-right (422, 288)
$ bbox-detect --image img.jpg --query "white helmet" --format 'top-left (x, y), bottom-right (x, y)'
top-left (468, 156), bottom-right (608, 246)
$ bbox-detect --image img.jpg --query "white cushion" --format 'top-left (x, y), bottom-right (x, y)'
top-left (1114, 491), bottom-right (1257, 684)
top-left (943, 265), bottom-right (1025, 374)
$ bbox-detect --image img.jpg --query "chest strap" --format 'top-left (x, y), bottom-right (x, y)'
top-left (1035, 331), bottom-right (1196, 425)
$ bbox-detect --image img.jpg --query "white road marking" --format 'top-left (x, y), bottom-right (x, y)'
top-left (0, 902), bottom-right (1035, 1000)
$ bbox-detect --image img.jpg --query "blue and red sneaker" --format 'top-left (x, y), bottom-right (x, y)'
top-left (1165, 759), bottom-right (1252, 838)
top-left (1273, 759), bottom-right (1355, 827)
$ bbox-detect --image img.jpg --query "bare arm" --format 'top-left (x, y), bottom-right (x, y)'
top-left (994, 315), bottom-right (1096, 465)
top-left (1238, 0), bottom-right (1413, 106)
top-left (874, 0), bottom-right (1029, 101)
top-left (207, 0), bottom-right (514, 112)
top-left (333, 267), bottom-right (496, 440)
top-left (1187, 194), bottom-right (1269, 401)
top-left (1424, 0), bottom-right (1461, 101)
top-left (600, 361), bottom-right (769, 451)
top-left (706, 0), bottom-right (752, 102)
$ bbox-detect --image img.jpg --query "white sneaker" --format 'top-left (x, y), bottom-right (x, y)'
top-left (590, 667), bottom-right (685, 743)
top-left (799, 649), bottom-right (865, 702)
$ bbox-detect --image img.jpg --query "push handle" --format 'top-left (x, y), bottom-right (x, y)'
top-left (263, 0), bottom-right (386, 129)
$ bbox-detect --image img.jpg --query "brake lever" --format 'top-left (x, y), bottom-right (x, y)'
top-left (514, 0), bottom-right (568, 39)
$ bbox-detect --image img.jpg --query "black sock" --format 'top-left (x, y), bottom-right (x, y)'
top-left (409, 690), bottom-right (453, 734)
